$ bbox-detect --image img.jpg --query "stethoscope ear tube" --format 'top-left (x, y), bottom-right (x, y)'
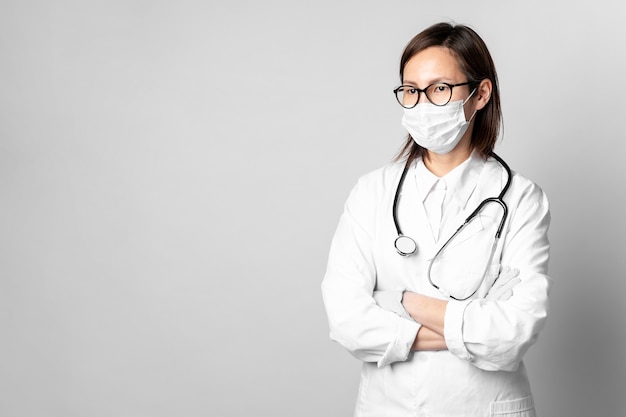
top-left (392, 162), bottom-right (413, 255)
top-left (392, 152), bottom-right (512, 274)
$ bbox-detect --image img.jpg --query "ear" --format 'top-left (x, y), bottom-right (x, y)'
top-left (474, 78), bottom-right (492, 111)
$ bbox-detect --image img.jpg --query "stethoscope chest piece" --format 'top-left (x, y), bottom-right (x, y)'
top-left (394, 235), bottom-right (417, 256)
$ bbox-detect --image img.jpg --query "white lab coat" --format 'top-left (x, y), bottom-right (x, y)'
top-left (321, 154), bottom-right (550, 417)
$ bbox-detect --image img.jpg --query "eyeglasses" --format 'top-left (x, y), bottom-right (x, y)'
top-left (393, 81), bottom-right (473, 108)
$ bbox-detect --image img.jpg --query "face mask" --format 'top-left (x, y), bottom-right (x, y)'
top-left (401, 91), bottom-right (476, 155)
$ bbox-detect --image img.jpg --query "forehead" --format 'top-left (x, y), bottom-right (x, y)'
top-left (403, 46), bottom-right (464, 85)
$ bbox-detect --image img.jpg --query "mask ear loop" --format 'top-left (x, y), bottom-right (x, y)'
top-left (462, 88), bottom-right (478, 123)
top-left (462, 88), bottom-right (477, 105)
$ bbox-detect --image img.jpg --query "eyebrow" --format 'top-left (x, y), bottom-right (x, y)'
top-left (402, 78), bottom-right (455, 87)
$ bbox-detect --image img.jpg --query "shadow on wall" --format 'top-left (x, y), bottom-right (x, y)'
top-left (529, 204), bottom-right (625, 417)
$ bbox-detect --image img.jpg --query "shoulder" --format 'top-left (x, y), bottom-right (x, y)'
top-left (497, 162), bottom-right (550, 221)
top-left (510, 170), bottom-right (549, 207)
top-left (341, 161), bottom-right (406, 224)
top-left (355, 161), bottom-right (407, 188)
top-left (350, 161), bottom-right (406, 199)
top-left (486, 156), bottom-right (549, 205)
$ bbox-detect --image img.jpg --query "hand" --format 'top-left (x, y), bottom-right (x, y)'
top-left (485, 265), bottom-right (521, 301)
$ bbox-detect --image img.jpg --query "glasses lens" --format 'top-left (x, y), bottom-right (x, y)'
top-left (395, 86), bottom-right (419, 108)
top-left (425, 83), bottom-right (453, 106)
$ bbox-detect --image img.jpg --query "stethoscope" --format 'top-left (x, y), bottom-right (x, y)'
top-left (392, 152), bottom-right (512, 300)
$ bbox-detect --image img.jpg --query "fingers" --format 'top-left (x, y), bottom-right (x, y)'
top-left (498, 266), bottom-right (520, 281)
top-left (495, 277), bottom-right (521, 301)
top-left (486, 266), bottom-right (521, 301)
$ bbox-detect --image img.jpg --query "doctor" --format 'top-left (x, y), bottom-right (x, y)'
top-left (321, 22), bottom-right (551, 417)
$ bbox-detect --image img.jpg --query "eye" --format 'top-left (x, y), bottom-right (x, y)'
top-left (432, 84), bottom-right (450, 94)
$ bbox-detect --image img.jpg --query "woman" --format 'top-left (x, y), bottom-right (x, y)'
top-left (321, 22), bottom-right (550, 417)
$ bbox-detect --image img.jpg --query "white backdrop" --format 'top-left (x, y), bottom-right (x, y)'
top-left (1, 1), bottom-right (625, 416)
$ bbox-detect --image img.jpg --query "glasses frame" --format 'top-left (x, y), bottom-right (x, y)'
top-left (393, 81), bottom-right (474, 108)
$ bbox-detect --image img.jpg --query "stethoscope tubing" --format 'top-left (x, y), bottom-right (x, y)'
top-left (392, 151), bottom-right (513, 299)
top-left (393, 151), bottom-right (511, 239)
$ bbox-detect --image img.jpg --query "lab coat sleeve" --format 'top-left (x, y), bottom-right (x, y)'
top-left (444, 179), bottom-right (551, 371)
top-left (321, 176), bottom-right (421, 367)
top-left (373, 290), bottom-right (413, 321)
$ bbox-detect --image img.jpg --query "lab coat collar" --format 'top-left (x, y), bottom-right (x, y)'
top-left (414, 150), bottom-right (485, 210)
top-left (414, 160), bottom-right (440, 202)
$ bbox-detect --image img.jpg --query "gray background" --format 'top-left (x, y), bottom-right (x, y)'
top-left (1, 1), bottom-right (624, 416)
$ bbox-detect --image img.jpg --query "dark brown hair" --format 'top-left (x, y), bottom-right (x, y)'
top-left (395, 22), bottom-right (502, 163)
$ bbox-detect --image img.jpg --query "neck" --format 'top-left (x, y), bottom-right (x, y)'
top-left (423, 143), bottom-right (472, 177)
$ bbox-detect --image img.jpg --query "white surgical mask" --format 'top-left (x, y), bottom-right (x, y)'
top-left (401, 91), bottom-right (476, 154)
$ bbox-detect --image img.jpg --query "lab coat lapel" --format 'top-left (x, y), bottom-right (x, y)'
top-left (406, 166), bottom-right (439, 259)
top-left (433, 155), bottom-right (490, 252)
top-left (398, 173), bottom-right (438, 257)
top-left (440, 156), bottom-right (506, 251)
